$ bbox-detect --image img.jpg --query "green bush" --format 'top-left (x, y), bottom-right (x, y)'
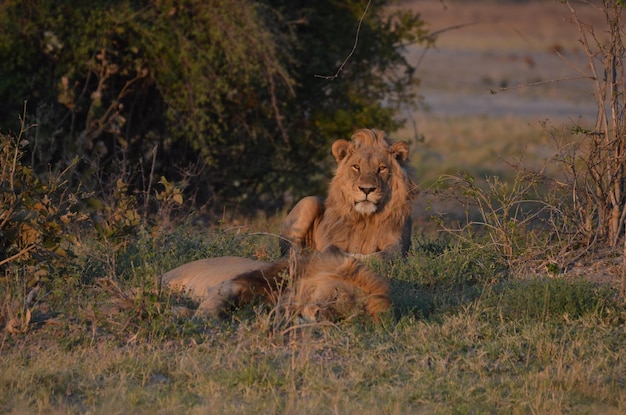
top-left (0, 123), bottom-right (87, 333)
top-left (0, 0), bottom-right (430, 212)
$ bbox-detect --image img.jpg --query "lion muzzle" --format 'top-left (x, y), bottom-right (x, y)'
top-left (354, 199), bottom-right (378, 214)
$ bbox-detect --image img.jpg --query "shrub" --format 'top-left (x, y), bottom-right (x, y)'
top-left (0, 0), bottom-right (431, 212)
top-left (0, 117), bottom-right (87, 333)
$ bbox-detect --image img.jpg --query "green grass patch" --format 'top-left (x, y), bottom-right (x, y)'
top-left (480, 277), bottom-right (616, 324)
top-left (1, 227), bottom-right (625, 414)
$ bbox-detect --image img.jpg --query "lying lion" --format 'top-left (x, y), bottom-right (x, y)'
top-left (281, 128), bottom-right (417, 259)
top-left (160, 128), bottom-right (414, 322)
top-left (161, 251), bottom-right (390, 322)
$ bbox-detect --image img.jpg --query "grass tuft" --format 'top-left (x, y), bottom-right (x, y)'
top-left (480, 277), bottom-right (617, 324)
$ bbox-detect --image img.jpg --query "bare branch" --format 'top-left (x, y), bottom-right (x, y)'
top-left (0, 245), bottom-right (36, 268)
top-left (314, 0), bottom-right (372, 80)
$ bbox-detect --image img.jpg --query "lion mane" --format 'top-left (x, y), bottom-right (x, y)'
top-left (160, 252), bottom-right (390, 322)
top-left (281, 128), bottom-right (417, 259)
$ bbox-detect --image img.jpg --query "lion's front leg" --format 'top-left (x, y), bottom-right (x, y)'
top-left (280, 196), bottom-right (324, 256)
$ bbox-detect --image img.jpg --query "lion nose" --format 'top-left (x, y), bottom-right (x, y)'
top-left (359, 185), bottom-right (376, 195)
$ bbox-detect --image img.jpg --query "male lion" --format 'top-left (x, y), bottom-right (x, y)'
top-left (281, 128), bottom-right (417, 259)
top-left (160, 252), bottom-right (390, 322)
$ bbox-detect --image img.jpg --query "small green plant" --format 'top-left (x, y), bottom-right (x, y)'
top-left (93, 178), bottom-right (141, 240)
top-left (436, 169), bottom-right (553, 274)
top-left (153, 175), bottom-right (185, 229)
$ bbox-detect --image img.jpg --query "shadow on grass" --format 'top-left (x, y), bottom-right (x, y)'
top-left (388, 272), bottom-right (620, 325)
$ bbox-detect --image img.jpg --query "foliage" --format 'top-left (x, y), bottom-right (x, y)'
top-left (0, 115), bottom-right (184, 336)
top-left (0, 117), bottom-right (87, 333)
top-left (433, 168), bottom-right (561, 275)
top-left (0, 0), bottom-right (430, 212)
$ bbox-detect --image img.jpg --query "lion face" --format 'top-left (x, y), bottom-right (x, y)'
top-left (331, 129), bottom-right (410, 216)
top-left (340, 147), bottom-right (390, 214)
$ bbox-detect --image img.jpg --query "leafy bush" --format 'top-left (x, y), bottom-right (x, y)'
top-left (0, 120), bottom-right (87, 333)
top-left (0, 0), bottom-right (430, 212)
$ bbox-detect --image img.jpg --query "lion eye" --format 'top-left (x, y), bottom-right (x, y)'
top-left (352, 164), bottom-right (360, 172)
top-left (378, 165), bottom-right (387, 173)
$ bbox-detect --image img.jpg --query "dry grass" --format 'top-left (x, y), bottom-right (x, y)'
top-left (405, 0), bottom-right (605, 52)
top-left (394, 0), bottom-right (607, 245)
top-left (399, 114), bottom-right (556, 183)
top-left (1, 299), bottom-right (624, 414)
top-left (397, 0), bottom-right (603, 179)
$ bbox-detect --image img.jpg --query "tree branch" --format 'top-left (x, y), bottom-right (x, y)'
top-left (314, 0), bottom-right (372, 80)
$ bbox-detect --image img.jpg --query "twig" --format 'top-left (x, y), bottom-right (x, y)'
top-left (9, 104), bottom-right (30, 193)
top-left (402, 21), bottom-right (485, 47)
top-left (280, 320), bottom-right (339, 336)
top-left (623, 232), bottom-right (626, 303)
top-left (404, 21), bottom-right (496, 73)
top-left (0, 245), bottom-right (36, 268)
top-left (314, 0), bottom-right (372, 80)
top-left (248, 231), bottom-right (293, 245)
top-left (143, 145), bottom-right (158, 225)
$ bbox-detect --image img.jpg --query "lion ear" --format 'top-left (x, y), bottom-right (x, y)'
top-left (331, 139), bottom-right (352, 163)
top-left (390, 141), bottom-right (410, 162)
top-left (374, 129), bottom-right (387, 142)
